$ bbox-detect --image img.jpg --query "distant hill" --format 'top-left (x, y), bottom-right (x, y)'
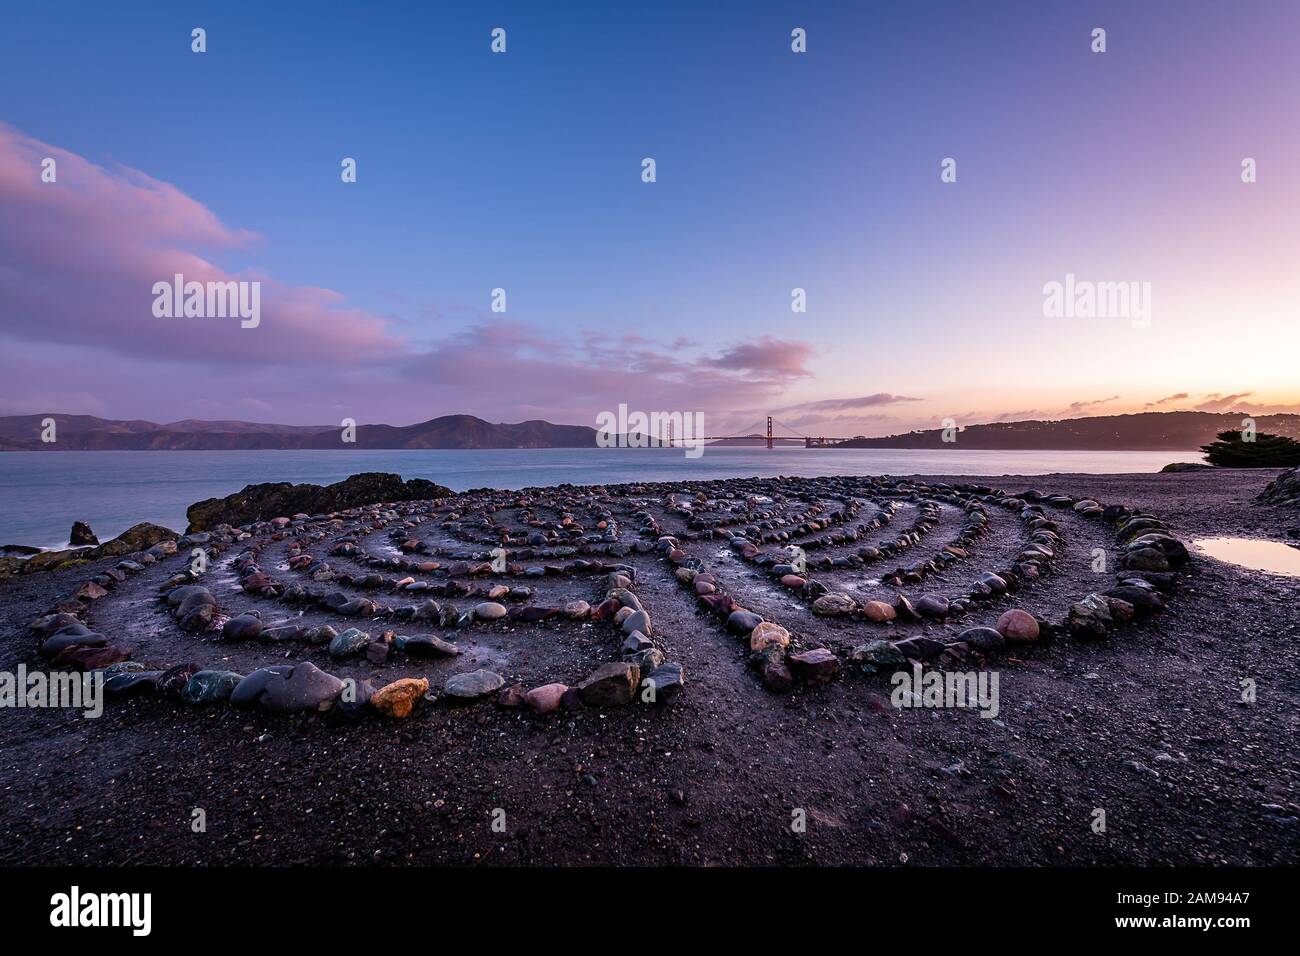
top-left (5, 410), bottom-right (1299, 453)
top-left (834, 411), bottom-right (1300, 451)
top-left (0, 414), bottom-right (603, 450)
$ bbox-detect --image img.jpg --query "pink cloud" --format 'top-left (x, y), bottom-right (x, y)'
top-left (706, 337), bottom-right (815, 379)
top-left (0, 122), bottom-right (404, 366)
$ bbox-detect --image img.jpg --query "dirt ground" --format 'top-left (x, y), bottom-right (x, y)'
top-left (1, 469), bottom-right (1297, 866)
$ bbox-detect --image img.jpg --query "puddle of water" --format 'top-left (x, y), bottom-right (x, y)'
top-left (1193, 537), bottom-right (1300, 578)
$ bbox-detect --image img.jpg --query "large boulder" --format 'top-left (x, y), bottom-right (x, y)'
top-left (93, 523), bottom-right (179, 558)
top-left (1259, 466), bottom-right (1300, 507)
top-left (186, 472), bottom-right (453, 532)
top-left (69, 521), bottom-right (99, 546)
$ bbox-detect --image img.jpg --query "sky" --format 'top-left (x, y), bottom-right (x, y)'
top-left (2, 0), bottom-right (1299, 438)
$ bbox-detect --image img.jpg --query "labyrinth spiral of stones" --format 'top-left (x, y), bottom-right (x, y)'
top-left (27, 476), bottom-right (1191, 722)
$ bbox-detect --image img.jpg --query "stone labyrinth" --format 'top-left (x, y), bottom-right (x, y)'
top-left (29, 476), bottom-right (1191, 722)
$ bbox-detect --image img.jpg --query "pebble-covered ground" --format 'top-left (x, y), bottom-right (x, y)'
top-left (0, 469), bottom-right (1297, 866)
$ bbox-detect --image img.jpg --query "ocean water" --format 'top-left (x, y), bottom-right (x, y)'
top-left (0, 447), bottom-right (1197, 548)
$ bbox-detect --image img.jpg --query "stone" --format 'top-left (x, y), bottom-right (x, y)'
top-left (444, 669), bottom-right (505, 700)
top-left (621, 609), bottom-right (652, 636)
top-left (328, 679), bottom-right (377, 724)
top-left (851, 639), bottom-right (906, 668)
top-left (629, 648), bottom-right (665, 673)
top-left (474, 601), bottom-right (508, 621)
top-left (996, 609), bottom-right (1040, 644)
top-left (1122, 548), bottom-right (1169, 572)
top-left (1124, 533), bottom-right (1190, 567)
top-left (726, 609), bottom-right (764, 634)
top-left (788, 647), bottom-right (839, 683)
top-left (75, 581), bottom-right (108, 601)
top-left (977, 572), bottom-right (1008, 595)
top-left (29, 612), bottom-right (83, 637)
top-left (497, 684), bottom-right (527, 708)
top-left (1258, 465), bottom-right (1300, 506)
top-left (179, 603), bottom-right (217, 632)
top-left (577, 661), bottom-right (640, 707)
top-left (404, 633), bottom-right (461, 657)
top-left (51, 643), bottom-right (130, 671)
top-left (812, 592), bottom-right (856, 617)
top-left (893, 595), bottom-right (919, 620)
top-left (222, 613), bottom-right (264, 640)
top-left (177, 590), bottom-right (220, 623)
top-left (622, 631), bottom-right (654, 654)
top-left (762, 655), bottom-right (794, 691)
top-left (165, 584), bottom-right (212, 608)
top-left (156, 663), bottom-right (201, 697)
top-left (892, 635), bottom-right (945, 660)
top-left (371, 677), bottom-right (430, 718)
top-left (231, 662), bottom-right (345, 712)
top-left (328, 627), bottom-right (370, 658)
top-left (261, 623), bottom-right (308, 642)
top-left (564, 600), bottom-right (591, 619)
top-left (1106, 585), bottom-right (1167, 615)
top-left (749, 621), bottom-right (791, 652)
top-left (181, 670), bottom-right (243, 704)
top-left (104, 671), bottom-right (162, 696)
top-left (861, 600), bottom-right (897, 623)
top-left (69, 521), bottom-right (99, 546)
top-left (1068, 593), bottom-right (1113, 640)
top-left (1106, 596), bottom-right (1136, 624)
top-left (645, 662), bottom-right (685, 704)
top-left (40, 629), bottom-right (108, 659)
top-left (525, 683), bottom-right (569, 715)
top-left (957, 627), bottom-right (1006, 653)
top-left (915, 594), bottom-right (950, 618)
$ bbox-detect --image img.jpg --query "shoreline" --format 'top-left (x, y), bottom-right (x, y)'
top-left (0, 452), bottom-right (1223, 551)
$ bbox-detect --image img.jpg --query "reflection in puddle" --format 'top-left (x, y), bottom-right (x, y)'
top-left (1193, 538), bottom-right (1300, 578)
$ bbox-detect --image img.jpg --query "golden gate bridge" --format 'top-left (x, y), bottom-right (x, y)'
top-left (661, 416), bottom-right (855, 449)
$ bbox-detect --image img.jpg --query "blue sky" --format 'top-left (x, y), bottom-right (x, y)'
top-left (2, 1), bottom-right (1298, 432)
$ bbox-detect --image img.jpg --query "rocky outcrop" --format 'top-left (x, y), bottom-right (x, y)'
top-left (1258, 466), bottom-right (1300, 507)
top-left (185, 472), bottom-right (452, 531)
top-left (6, 522), bottom-right (178, 576)
top-left (69, 521), bottom-right (99, 545)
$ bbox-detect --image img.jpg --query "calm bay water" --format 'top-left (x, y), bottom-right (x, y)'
top-left (0, 447), bottom-right (1197, 548)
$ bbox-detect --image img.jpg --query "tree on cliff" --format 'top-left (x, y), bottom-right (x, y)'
top-left (1201, 430), bottom-right (1300, 467)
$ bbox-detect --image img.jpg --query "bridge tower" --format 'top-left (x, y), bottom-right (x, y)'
top-left (766, 416), bottom-right (773, 450)
top-left (666, 419), bottom-right (673, 448)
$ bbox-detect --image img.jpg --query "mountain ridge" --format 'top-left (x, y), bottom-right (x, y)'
top-left (833, 411), bottom-right (1300, 451)
top-left (2, 410), bottom-right (1297, 452)
top-left (0, 414), bottom-right (601, 451)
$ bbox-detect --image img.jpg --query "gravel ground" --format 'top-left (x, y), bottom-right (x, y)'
top-left (1, 469), bottom-right (1297, 866)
